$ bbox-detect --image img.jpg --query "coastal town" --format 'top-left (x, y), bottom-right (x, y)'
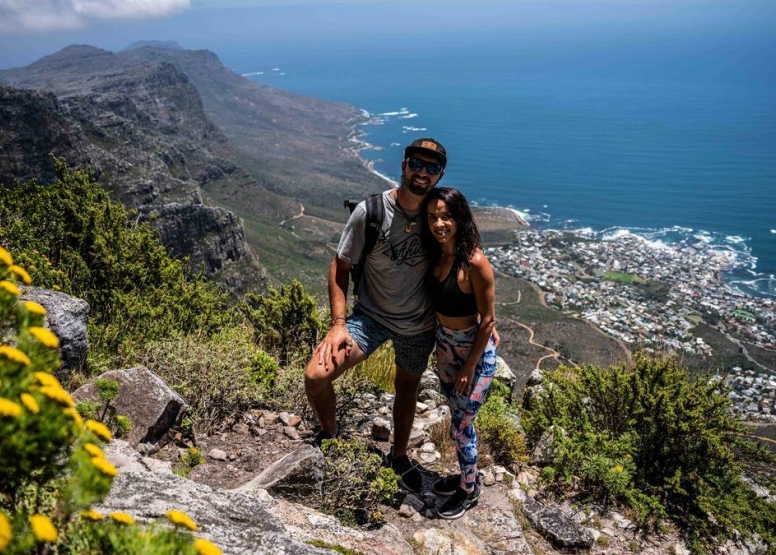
top-left (486, 228), bottom-right (776, 417)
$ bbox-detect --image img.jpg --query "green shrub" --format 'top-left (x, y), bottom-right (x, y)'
top-left (522, 353), bottom-right (776, 549)
top-left (0, 160), bottom-right (232, 374)
top-left (477, 379), bottom-right (528, 470)
top-left (74, 378), bottom-right (132, 439)
top-left (320, 438), bottom-right (399, 526)
top-left (135, 325), bottom-right (276, 431)
top-left (242, 280), bottom-right (322, 366)
top-left (0, 247), bottom-right (223, 554)
top-left (175, 448), bottom-right (206, 478)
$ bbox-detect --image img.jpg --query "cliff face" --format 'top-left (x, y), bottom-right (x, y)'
top-left (0, 46), bottom-right (254, 280)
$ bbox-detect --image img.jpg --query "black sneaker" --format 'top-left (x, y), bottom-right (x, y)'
top-left (432, 474), bottom-right (461, 496)
top-left (437, 484), bottom-right (480, 520)
top-left (389, 452), bottom-right (422, 493)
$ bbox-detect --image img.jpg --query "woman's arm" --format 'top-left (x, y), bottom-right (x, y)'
top-left (454, 249), bottom-right (496, 395)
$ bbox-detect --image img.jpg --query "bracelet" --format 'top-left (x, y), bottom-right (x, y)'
top-left (331, 316), bottom-right (347, 326)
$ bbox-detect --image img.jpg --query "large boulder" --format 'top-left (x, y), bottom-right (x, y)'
top-left (95, 470), bottom-right (328, 555)
top-left (21, 286), bottom-right (89, 380)
top-left (72, 365), bottom-right (187, 449)
top-left (234, 445), bottom-right (323, 504)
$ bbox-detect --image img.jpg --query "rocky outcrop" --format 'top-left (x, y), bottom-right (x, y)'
top-left (96, 468), bottom-right (328, 555)
top-left (20, 285), bottom-right (89, 379)
top-left (72, 365), bottom-right (188, 450)
top-left (0, 49), bottom-right (255, 282)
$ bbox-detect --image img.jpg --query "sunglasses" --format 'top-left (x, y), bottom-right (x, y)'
top-left (406, 157), bottom-right (443, 176)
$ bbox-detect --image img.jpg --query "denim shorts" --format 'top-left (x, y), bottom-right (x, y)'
top-left (347, 309), bottom-right (435, 375)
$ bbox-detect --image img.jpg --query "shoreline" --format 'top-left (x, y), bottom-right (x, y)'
top-left (344, 114), bottom-right (773, 300)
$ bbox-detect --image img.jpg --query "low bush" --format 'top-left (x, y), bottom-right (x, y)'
top-left (243, 280), bottom-right (322, 366)
top-left (477, 379), bottom-right (529, 470)
top-left (0, 247), bottom-right (223, 554)
top-left (135, 325), bottom-right (276, 432)
top-left (521, 353), bottom-right (776, 551)
top-left (320, 438), bottom-right (399, 527)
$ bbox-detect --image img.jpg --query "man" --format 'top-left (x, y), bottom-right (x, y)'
top-left (304, 138), bottom-right (449, 492)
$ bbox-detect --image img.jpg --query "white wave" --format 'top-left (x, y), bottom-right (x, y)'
top-left (693, 233), bottom-right (714, 244)
top-left (241, 71), bottom-right (264, 76)
top-left (507, 208), bottom-right (534, 224)
top-left (771, 229), bottom-right (776, 234)
top-left (725, 235), bottom-right (747, 244)
top-left (398, 113), bottom-right (419, 119)
top-left (671, 225), bottom-right (694, 233)
top-left (390, 142), bottom-right (401, 147)
top-left (271, 67), bottom-right (280, 71)
top-left (378, 109), bottom-right (411, 117)
top-left (402, 126), bottom-right (427, 132)
top-left (279, 72), bottom-right (286, 76)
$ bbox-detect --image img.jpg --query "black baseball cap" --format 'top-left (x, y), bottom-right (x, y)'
top-left (404, 138), bottom-right (447, 168)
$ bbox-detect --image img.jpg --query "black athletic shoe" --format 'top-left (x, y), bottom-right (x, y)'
top-left (389, 452), bottom-right (422, 493)
top-left (432, 474), bottom-right (461, 497)
top-left (438, 484), bottom-right (480, 520)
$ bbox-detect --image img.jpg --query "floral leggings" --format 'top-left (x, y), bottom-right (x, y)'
top-left (435, 322), bottom-right (497, 492)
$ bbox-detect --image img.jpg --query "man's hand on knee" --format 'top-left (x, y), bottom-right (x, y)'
top-left (315, 325), bottom-right (355, 372)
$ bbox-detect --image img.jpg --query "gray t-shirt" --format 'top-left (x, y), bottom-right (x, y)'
top-left (337, 190), bottom-right (435, 335)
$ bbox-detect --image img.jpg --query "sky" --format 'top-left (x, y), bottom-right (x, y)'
top-left (0, 0), bottom-right (774, 71)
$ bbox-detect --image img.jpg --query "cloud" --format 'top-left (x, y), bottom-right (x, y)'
top-left (0, 0), bottom-right (191, 32)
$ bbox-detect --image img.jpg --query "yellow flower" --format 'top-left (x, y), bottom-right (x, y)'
top-left (84, 443), bottom-right (104, 458)
top-left (9, 265), bottom-right (31, 285)
top-left (0, 346), bottom-right (31, 367)
top-left (64, 407), bottom-right (83, 427)
top-left (0, 398), bottom-right (22, 418)
top-left (86, 420), bottom-right (113, 442)
top-left (0, 512), bottom-right (11, 551)
top-left (109, 512), bottom-right (134, 525)
top-left (34, 371), bottom-right (60, 387)
top-left (28, 327), bottom-right (60, 349)
top-left (79, 510), bottom-right (104, 521)
top-left (39, 385), bottom-right (75, 407)
top-left (24, 301), bottom-right (47, 317)
top-left (0, 280), bottom-right (19, 297)
top-left (613, 465), bottom-right (624, 473)
top-left (194, 538), bottom-right (223, 555)
top-left (29, 514), bottom-right (58, 543)
top-left (0, 246), bottom-right (12, 267)
top-left (20, 393), bottom-right (40, 414)
top-left (166, 510), bottom-right (198, 531)
top-left (90, 456), bottom-right (118, 477)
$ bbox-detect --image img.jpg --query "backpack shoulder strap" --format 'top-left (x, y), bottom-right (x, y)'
top-left (363, 193), bottom-right (384, 259)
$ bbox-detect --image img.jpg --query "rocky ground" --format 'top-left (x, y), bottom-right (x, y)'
top-left (148, 373), bottom-right (713, 555)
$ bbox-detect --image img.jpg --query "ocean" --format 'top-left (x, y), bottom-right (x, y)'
top-left (213, 2), bottom-right (776, 299)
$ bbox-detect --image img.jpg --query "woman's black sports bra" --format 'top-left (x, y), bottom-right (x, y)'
top-left (428, 265), bottom-right (478, 318)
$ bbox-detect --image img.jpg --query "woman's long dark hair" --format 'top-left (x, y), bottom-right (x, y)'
top-left (421, 187), bottom-right (481, 273)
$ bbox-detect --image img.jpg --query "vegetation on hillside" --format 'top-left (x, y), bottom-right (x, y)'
top-left (0, 247), bottom-right (222, 554)
top-left (522, 353), bottom-right (776, 552)
top-left (2, 160), bottom-right (773, 553)
top-left (0, 159), bottom-right (230, 373)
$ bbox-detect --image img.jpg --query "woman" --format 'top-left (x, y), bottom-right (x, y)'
top-left (422, 186), bottom-right (497, 520)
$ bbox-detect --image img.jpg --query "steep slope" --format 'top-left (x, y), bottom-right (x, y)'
top-left (119, 44), bottom-right (387, 219)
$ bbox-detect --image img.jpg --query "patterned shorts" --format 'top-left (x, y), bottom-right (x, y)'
top-left (346, 309), bottom-right (435, 374)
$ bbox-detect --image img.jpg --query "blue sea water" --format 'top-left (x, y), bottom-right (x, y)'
top-left (213, 3), bottom-right (776, 299)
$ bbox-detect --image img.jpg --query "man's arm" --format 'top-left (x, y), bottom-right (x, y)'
top-left (315, 256), bottom-right (355, 370)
